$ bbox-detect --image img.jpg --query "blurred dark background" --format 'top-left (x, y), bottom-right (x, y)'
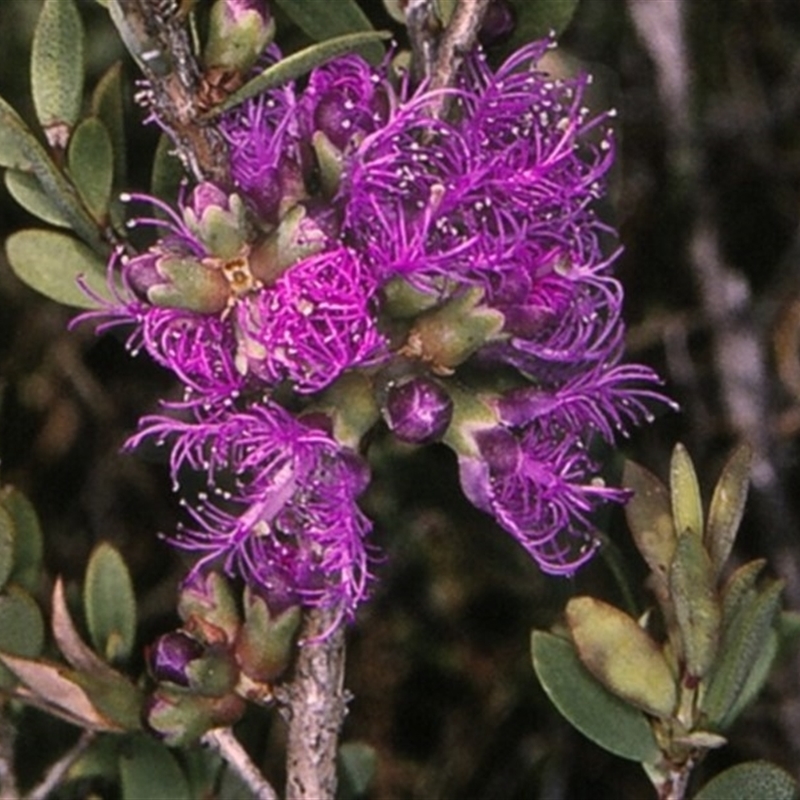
top-left (2, 0), bottom-right (800, 797)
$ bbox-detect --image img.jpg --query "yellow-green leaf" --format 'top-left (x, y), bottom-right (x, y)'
top-left (566, 597), bottom-right (677, 718)
top-left (0, 93), bottom-right (36, 171)
top-left (91, 62), bottom-right (127, 188)
top-left (622, 459), bottom-right (676, 585)
top-left (31, 0), bottom-right (85, 143)
top-left (705, 443), bottom-right (752, 576)
top-left (669, 532), bottom-right (721, 680)
top-left (0, 505), bottom-right (14, 592)
top-left (670, 443), bottom-right (704, 538)
top-left (84, 542), bottom-right (136, 664)
top-left (0, 587), bottom-right (46, 689)
top-left (120, 736), bottom-right (191, 800)
top-left (531, 631), bottom-right (660, 762)
top-left (68, 117), bottom-right (113, 221)
top-left (5, 229), bottom-right (110, 308)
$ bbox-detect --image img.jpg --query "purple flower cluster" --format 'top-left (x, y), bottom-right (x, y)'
top-left (85, 30), bottom-right (672, 615)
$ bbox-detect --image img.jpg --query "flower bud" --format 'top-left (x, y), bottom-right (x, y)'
top-left (183, 183), bottom-right (249, 260)
top-left (148, 631), bottom-right (204, 687)
top-left (178, 571), bottom-right (241, 646)
top-left (145, 686), bottom-right (246, 746)
top-left (127, 253), bottom-right (230, 314)
top-left (383, 376), bottom-right (453, 443)
top-left (381, 277), bottom-right (443, 319)
top-left (204, 0), bottom-right (275, 74)
top-left (479, 0), bottom-right (517, 47)
top-left (236, 586), bottom-right (302, 682)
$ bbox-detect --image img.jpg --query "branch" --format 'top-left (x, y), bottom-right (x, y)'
top-left (26, 730), bottom-right (95, 800)
top-left (109, 0), bottom-right (230, 185)
top-left (0, 712), bottom-right (19, 800)
top-left (279, 608), bottom-right (348, 800)
top-left (202, 727), bottom-right (278, 800)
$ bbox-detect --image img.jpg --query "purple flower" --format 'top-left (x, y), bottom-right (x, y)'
top-left (299, 55), bottom-right (391, 151)
top-left (148, 632), bottom-right (204, 686)
top-left (457, 423), bottom-right (626, 575)
top-left (129, 403), bottom-right (373, 617)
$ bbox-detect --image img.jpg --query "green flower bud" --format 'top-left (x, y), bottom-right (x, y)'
top-left (178, 571), bottom-right (241, 646)
top-left (204, 0), bottom-right (275, 74)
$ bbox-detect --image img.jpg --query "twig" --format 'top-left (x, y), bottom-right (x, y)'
top-left (0, 713), bottom-right (19, 800)
top-left (406, 0), bottom-right (491, 120)
top-left (109, 0), bottom-right (230, 185)
top-left (280, 608), bottom-right (348, 800)
top-left (202, 728), bottom-right (279, 800)
top-left (25, 730), bottom-right (95, 800)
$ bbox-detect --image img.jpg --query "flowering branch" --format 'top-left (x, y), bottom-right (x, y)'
top-left (202, 728), bottom-right (279, 800)
top-left (109, 0), bottom-right (231, 185)
top-left (280, 608), bottom-right (348, 800)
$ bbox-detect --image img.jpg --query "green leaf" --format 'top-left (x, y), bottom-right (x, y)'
top-left (531, 631), bottom-right (660, 763)
top-left (0, 94), bottom-right (36, 171)
top-left (507, 0), bottom-right (579, 46)
top-left (68, 117), bottom-right (114, 221)
top-left (721, 627), bottom-right (778, 728)
top-left (91, 62), bottom-right (127, 188)
top-left (212, 31), bottom-right (392, 115)
top-left (338, 742), bottom-right (378, 800)
top-left (622, 459), bottom-right (676, 586)
top-left (702, 579), bottom-right (784, 727)
top-left (83, 542), bottom-right (136, 664)
top-left (119, 736), bottom-right (191, 800)
top-left (669, 532), bottom-right (721, 680)
top-left (721, 559), bottom-right (766, 631)
top-left (31, 0), bottom-right (85, 143)
top-left (694, 761), bottom-right (798, 800)
top-left (705, 443), bottom-right (752, 576)
top-left (5, 229), bottom-right (110, 308)
top-left (566, 596), bottom-right (677, 717)
top-left (5, 169), bottom-right (71, 227)
top-left (275, 0), bottom-right (384, 61)
top-left (0, 504), bottom-right (14, 592)
top-left (0, 486), bottom-right (44, 593)
top-left (150, 133), bottom-right (185, 211)
top-left (0, 96), bottom-right (106, 251)
top-left (0, 587), bottom-right (46, 689)
top-left (66, 735), bottom-right (121, 783)
top-left (670, 443), bottom-right (704, 538)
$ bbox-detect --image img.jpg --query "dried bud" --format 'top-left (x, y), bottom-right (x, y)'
top-left (145, 686), bottom-right (246, 746)
top-left (178, 571), bottom-right (241, 645)
top-left (204, 0), bottom-right (275, 74)
top-left (383, 376), bottom-right (453, 444)
top-left (148, 631), bottom-right (204, 687)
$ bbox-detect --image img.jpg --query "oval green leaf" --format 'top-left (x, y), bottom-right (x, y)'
top-left (68, 117), bottom-right (114, 221)
top-left (695, 761), bottom-right (797, 800)
top-left (0, 93), bottom-right (36, 171)
top-left (5, 228), bottom-right (110, 308)
top-left (31, 0), bottom-right (85, 143)
top-left (338, 742), bottom-right (378, 800)
top-left (669, 532), bottom-right (721, 680)
top-left (84, 542), bottom-right (136, 664)
top-left (151, 133), bottom-right (185, 211)
top-left (506, 0), bottom-right (580, 49)
top-left (705, 443), bottom-right (752, 576)
top-left (0, 486), bottom-right (44, 593)
top-left (566, 597), bottom-right (677, 718)
top-left (91, 62), bottom-right (127, 188)
top-left (213, 31), bottom-right (392, 115)
top-left (5, 169), bottom-right (71, 227)
top-left (531, 631), bottom-right (660, 763)
top-left (0, 505), bottom-right (14, 592)
top-left (670, 443), bottom-right (704, 538)
top-left (0, 586), bottom-right (46, 689)
top-left (275, 0), bottom-right (383, 61)
top-left (120, 736), bottom-right (191, 800)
